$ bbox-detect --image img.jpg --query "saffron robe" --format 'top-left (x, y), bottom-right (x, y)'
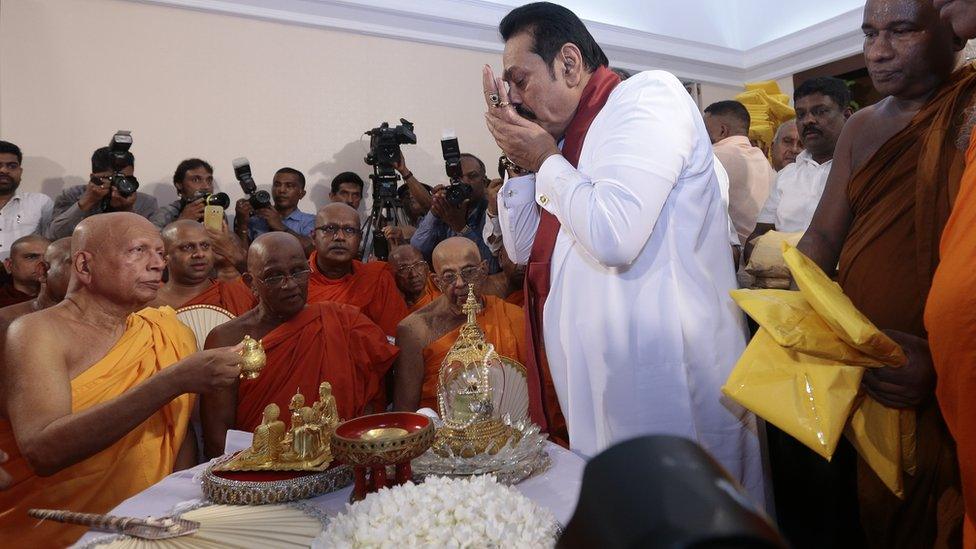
top-left (307, 253), bottom-right (408, 337)
top-left (180, 278), bottom-right (256, 316)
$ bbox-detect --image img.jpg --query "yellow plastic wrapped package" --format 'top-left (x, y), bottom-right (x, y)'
top-left (722, 244), bottom-right (913, 497)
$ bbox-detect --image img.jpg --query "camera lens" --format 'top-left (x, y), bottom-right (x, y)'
top-left (114, 175), bottom-right (139, 197)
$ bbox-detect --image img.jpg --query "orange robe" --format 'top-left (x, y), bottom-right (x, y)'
top-left (180, 278), bottom-right (256, 316)
top-left (408, 278), bottom-right (441, 314)
top-left (0, 307), bottom-right (195, 547)
top-left (419, 296), bottom-right (528, 411)
top-left (307, 253), bottom-right (408, 337)
top-left (235, 302), bottom-right (399, 432)
top-left (505, 289), bottom-right (525, 307)
top-left (927, 129), bottom-right (976, 545)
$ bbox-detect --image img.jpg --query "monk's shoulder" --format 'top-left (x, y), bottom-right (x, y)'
top-left (397, 309), bottom-right (433, 341)
top-left (360, 261), bottom-right (396, 284)
top-left (206, 311), bottom-right (255, 348)
top-left (7, 306), bottom-right (69, 353)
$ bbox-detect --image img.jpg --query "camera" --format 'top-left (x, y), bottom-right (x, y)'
top-left (232, 158), bottom-right (273, 210)
top-left (441, 134), bottom-right (472, 208)
top-left (182, 190), bottom-right (230, 210)
top-left (364, 119), bottom-right (416, 201)
top-left (108, 130), bottom-right (139, 197)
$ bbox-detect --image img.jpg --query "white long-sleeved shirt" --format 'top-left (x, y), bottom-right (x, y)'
top-left (498, 70), bottom-right (763, 504)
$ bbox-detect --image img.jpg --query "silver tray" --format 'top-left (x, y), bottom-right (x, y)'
top-left (201, 454), bottom-right (353, 505)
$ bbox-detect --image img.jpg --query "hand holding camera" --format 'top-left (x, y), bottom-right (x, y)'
top-left (430, 188), bottom-right (469, 234)
top-left (78, 176), bottom-right (113, 211)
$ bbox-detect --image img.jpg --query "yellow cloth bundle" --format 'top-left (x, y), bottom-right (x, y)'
top-left (723, 243), bottom-right (915, 497)
top-left (735, 81), bottom-right (796, 152)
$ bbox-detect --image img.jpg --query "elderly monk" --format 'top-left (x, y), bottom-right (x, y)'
top-left (926, 0), bottom-right (976, 545)
top-left (393, 238), bottom-right (528, 413)
top-left (0, 212), bottom-right (243, 546)
top-left (770, 119), bottom-right (803, 172)
top-left (388, 244), bottom-right (439, 313)
top-left (793, 1), bottom-right (975, 547)
top-left (307, 203), bottom-right (408, 337)
top-left (0, 234), bottom-right (48, 307)
top-left (151, 220), bottom-right (255, 315)
top-left (200, 232), bottom-right (399, 458)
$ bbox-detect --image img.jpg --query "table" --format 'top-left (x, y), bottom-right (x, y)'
top-left (75, 431), bottom-right (585, 547)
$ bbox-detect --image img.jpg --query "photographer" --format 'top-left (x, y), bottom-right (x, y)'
top-left (150, 158), bottom-right (221, 228)
top-left (328, 172), bottom-right (365, 211)
top-left (407, 152), bottom-right (499, 273)
top-left (46, 147), bottom-right (158, 239)
top-left (234, 167), bottom-right (314, 255)
top-left (380, 182), bottom-right (432, 247)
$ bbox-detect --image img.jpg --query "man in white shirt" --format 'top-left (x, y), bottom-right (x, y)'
top-left (484, 2), bottom-right (763, 502)
top-left (0, 141), bottom-right (54, 262)
top-left (704, 101), bottom-right (777, 246)
top-left (745, 77), bottom-right (853, 260)
top-left (770, 120), bottom-right (803, 172)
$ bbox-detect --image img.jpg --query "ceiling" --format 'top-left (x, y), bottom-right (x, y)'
top-left (134, 0), bottom-right (869, 86)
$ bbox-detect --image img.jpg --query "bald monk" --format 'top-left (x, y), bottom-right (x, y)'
top-left (0, 212), bottom-right (242, 546)
top-left (388, 244), bottom-right (440, 313)
top-left (794, 1), bottom-right (975, 547)
top-left (0, 234), bottom-right (48, 307)
top-left (0, 237), bottom-right (72, 417)
top-left (926, 1), bottom-right (976, 545)
top-left (151, 220), bottom-right (255, 315)
top-left (393, 237), bottom-right (529, 412)
top-left (200, 232), bottom-right (399, 458)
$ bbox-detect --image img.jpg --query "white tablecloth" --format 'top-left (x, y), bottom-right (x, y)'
top-left (74, 431), bottom-right (585, 547)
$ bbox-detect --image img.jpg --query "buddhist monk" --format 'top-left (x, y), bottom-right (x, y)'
top-left (307, 203), bottom-right (408, 337)
top-left (151, 220), bottom-right (255, 315)
top-left (393, 237), bottom-right (528, 412)
top-left (0, 237), bottom-right (72, 417)
top-left (792, 1), bottom-right (974, 547)
top-left (926, 1), bottom-right (976, 545)
top-left (388, 244), bottom-right (439, 313)
top-left (200, 232), bottom-right (399, 458)
top-left (0, 212), bottom-right (243, 546)
top-left (0, 235), bottom-right (48, 308)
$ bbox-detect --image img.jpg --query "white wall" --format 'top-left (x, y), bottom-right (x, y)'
top-left (0, 0), bottom-right (507, 215)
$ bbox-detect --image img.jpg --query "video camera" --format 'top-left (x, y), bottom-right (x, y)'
top-left (108, 131), bottom-right (139, 197)
top-left (441, 133), bottom-right (472, 208)
top-left (364, 118), bottom-right (416, 201)
top-left (232, 158), bottom-right (273, 210)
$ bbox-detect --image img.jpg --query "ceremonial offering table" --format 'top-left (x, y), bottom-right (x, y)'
top-left (74, 430), bottom-right (585, 548)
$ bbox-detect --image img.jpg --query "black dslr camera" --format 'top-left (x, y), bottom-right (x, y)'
top-left (364, 118), bottom-right (416, 200)
top-left (182, 190), bottom-right (230, 210)
top-left (108, 131), bottom-right (139, 197)
top-left (232, 158), bottom-right (272, 210)
top-left (441, 134), bottom-right (472, 207)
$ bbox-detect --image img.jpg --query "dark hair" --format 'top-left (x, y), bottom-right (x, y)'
top-left (499, 2), bottom-right (609, 75)
top-left (91, 146), bottom-right (134, 173)
top-left (704, 100), bottom-right (751, 131)
top-left (275, 167), bottom-right (306, 188)
top-left (0, 141), bottom-right (23, 164)
top-left (173, 158), bottom-right (213, 185)
top-left (331, 172), bottom-right (364, 194)
top-left (460, 153), bottom-right (487, 177)
top-left (794, 77), bottom-right (852, 111)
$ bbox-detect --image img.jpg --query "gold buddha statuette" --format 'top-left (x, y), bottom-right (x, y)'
top-left (238, 335), bottom-right (266, 380)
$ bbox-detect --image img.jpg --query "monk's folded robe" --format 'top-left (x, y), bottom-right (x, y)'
top-left (723, 244), bottom-right (911, 497)
top-left (505, 289), bottom-right (525, 308)
top-left (235, 302), bottom-right (399, 432)
top-left (407, 278), bottom-right (441, 314)
top-left (307, 253), bottom-right (408, 338)
top-left (837, 63), bottom-right (976, 548)
top-left (927, 127), bottom-right (976, 544)
top-left (0, 307), bottom-right (196, 548)
top-left (419, 295), bottom-right (529, 411)
top-left (180, 277), bottom-right (256, 316)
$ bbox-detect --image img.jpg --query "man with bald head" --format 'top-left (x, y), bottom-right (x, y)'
top-left (388, 244), bottom-right (439, 313)
top-left (770, 119), bottom-right (803, 172)
top-left (307, 203), bottom-right (408, 337)
top-left (201, 232), bottom-right (398, 458)
top-left (393, 237), bottom-right (529, 414)
top-left (152, 220), bottom-right (255, 316)
top-left (0, 234), bottom-right (48, 307)
top-left (704, 100), bottom-right (777, 245)
top-left (788, 1), bottom-right (975, 546)
top-left (0, 212), bottom-right (243, 545)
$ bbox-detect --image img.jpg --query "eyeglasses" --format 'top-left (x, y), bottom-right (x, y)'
top-left (258, 269), bottom-right (311, 288)
top-left (315, 225), bottom-right (362, 238)
top-left (437, 266), bottom-right (483, 286)
top-left (396, 260), bottom-right (428, 275)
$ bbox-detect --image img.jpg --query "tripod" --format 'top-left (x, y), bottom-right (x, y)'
top-left (360, 167), bottom-right (401, 261)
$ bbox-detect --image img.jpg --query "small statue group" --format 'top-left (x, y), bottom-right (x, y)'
top-left (217, 382), bottom-right (341, 472)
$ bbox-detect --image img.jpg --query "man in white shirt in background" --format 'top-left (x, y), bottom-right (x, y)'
top-left (484, 1), bottom-right (763, 503)
top-left (704, 101), bottom-right (777, 246)
top-left (0, 141), bottom-right (54, 263)
top-left (745, 77), bottom-right (852, 260)
top-left (770, 119), bottom-right (803, 172)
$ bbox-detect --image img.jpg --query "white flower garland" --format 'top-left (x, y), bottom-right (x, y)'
top-left (316, 476), bottom-right (559, 548)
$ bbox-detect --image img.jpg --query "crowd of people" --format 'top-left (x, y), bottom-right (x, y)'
top-left (0, 0), bottom-right (975, 547)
